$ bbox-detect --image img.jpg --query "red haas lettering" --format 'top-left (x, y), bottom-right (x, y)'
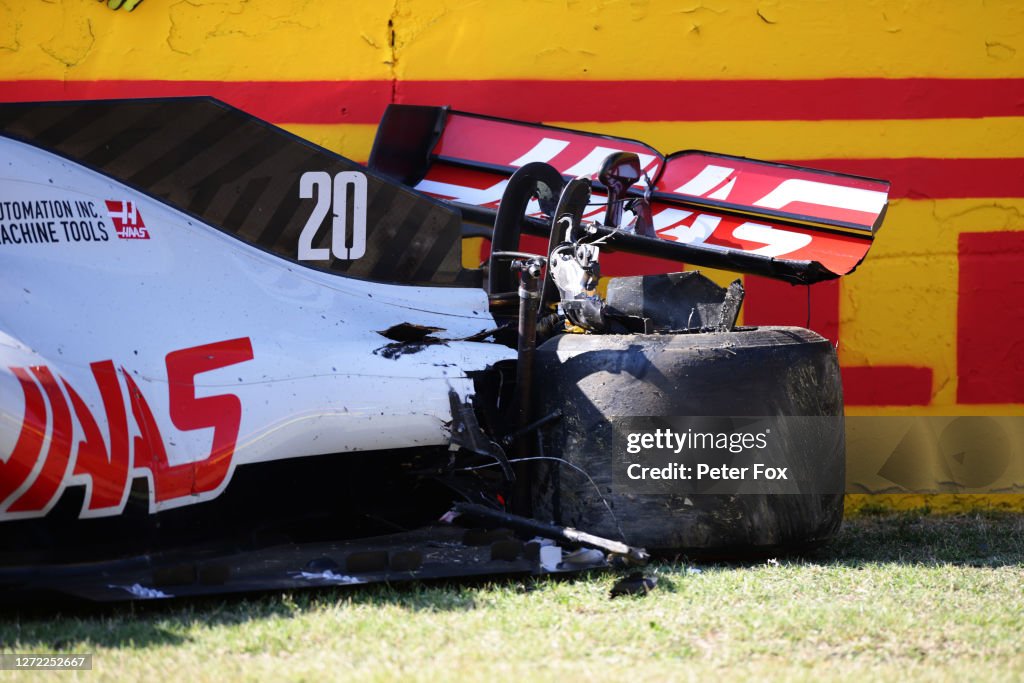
top-left (1, 338), bottom-right (253, 519)
top-left (0, 368), bottom-right (48, 506)
top-left (105, 200), bottom-right (150, 240)
top-left (67, 362), bottom-right (130, 512)
top-left (126, 337), bottom-right (254, 503)
top-left (6, 367), bottom-right (74, 513)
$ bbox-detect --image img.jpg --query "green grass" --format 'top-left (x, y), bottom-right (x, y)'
top-left (2, 513), bottom-right (1023, 682)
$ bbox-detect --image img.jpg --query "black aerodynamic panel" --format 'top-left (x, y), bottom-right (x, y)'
top-left (0, 97), bottom-right (468, 286)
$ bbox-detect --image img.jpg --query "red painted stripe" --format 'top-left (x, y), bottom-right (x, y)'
top-left (0, 80), bottom-right (392, 125)
top-left (783, 159), bottom-right (1024, 199)
top-left (841, 366), bottom-right (934, 406)
top-left (743, 276), bottom-right (840, 344)
top-left (957, 231), bottom-right (1024, 404)
top-left (396, 79), bottom-right (1024, 122)
top-left (3, 78), bottom-right (1024, 124)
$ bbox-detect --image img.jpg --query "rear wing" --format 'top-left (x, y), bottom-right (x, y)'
top-left (369, 105), bottom-right (890, 284)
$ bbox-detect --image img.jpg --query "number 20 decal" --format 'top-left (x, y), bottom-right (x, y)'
top-left (298, 171), bottom-right (368, 261)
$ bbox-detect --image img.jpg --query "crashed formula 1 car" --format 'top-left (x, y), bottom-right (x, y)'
top-left (0, 99), bottom-right (888, 601)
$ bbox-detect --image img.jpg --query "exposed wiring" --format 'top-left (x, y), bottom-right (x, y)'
top-left (455, 455), bottom-right (627, 543)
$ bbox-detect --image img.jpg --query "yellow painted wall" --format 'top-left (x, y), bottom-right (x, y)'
top-left (6, 1), bottom-right (1022, 82)
top-left (0, 2), bottom-right (392, 81)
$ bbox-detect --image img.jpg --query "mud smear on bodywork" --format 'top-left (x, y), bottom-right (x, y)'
top-left (375, 323), bottom-right (447, 359)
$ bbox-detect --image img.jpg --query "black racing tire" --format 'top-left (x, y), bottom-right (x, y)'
top-left (530, 326), bottom-right (845, 557)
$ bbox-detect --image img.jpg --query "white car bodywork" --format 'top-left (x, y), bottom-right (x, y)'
top-left (0, 136), bottom-right (515, 520)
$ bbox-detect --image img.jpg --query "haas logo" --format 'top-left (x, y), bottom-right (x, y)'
top-left (105, 200), bottom-right (150, 240)
top-left (1, 338), bottom-right (254, 520)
